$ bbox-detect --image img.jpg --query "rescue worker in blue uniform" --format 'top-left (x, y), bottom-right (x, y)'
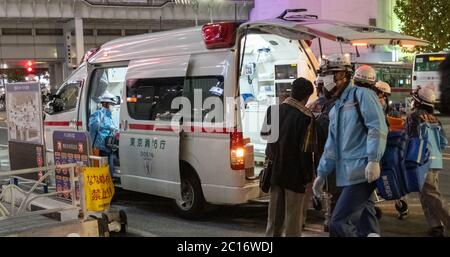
top-left (407, 84), bottom-right (449, 237)
top-left (89, 91), bottom-right (118, 175)
top-left (312, 54), bottom-right (388, 237)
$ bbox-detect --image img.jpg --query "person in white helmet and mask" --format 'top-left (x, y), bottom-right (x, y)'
top-left (374, 81), bottom-right (391, 114)
top-left (312, 54), bottom-right (388, 237)
top-left (307, 62), bottom-right (340, 232)
top-left (89, 91), bottom-right (119, 176)
top-left (407, 84), bottom-right (449, 237)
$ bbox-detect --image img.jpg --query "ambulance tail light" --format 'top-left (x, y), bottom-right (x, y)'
top-left (230, 131), bottom-right (245, 170)
top-left (202, 22), bottom-right (237, 49)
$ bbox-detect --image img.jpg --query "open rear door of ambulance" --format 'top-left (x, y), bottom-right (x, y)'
top-left (239, 9), bottom-right (428, 49)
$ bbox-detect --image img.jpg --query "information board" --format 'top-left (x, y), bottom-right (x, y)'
top-left (53, 131), bottom-right (91, 200)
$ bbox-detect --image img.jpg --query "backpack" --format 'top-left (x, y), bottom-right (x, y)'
top-left (376, 131), bottom-right (409, 200)
top-left (379, 122), bottom-right (442, 195)
top-left (403, 122), bottom-right (445, 192)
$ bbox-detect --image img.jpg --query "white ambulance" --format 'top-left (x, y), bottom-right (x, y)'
top-left (43, 10), bottom-right (427, 218)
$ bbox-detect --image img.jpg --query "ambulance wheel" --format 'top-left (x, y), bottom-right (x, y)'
top-left (174, 170), bottom-right (205, 219)
top-left (375, 206), bottom-right (382, 220)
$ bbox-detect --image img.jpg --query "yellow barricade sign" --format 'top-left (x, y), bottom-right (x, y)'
top-left (83, 166), bottom-right (115, 212)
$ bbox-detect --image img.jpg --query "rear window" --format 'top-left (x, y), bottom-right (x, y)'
top-left (414, 54), bottom-right (446, 72)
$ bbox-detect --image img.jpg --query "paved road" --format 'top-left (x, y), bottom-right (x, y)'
top-left (110, 189), bottom-right (327, 237)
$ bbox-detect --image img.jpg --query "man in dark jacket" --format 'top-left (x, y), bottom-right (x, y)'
top-left (262, 77), bottom-right (315, 237)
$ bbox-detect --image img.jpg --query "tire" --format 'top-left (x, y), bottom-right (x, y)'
top-left (173, 171), bottom-right (206, 219)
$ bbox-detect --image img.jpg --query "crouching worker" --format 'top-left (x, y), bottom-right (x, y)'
top-left (89, 91), bottom-right (119, 176)
top-left (262, 77), bottom-right (315, 237)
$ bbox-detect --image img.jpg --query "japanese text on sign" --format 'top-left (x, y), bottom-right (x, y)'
top-left (83, 166), bottom-right (115, 212)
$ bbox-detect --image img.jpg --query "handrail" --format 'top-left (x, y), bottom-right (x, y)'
top-left (0, 163), bottom-right (78, 178)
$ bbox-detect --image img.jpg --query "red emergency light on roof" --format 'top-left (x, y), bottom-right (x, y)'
top-left (82, 47), bottom-right (100, 63)
top-left (305, 40), bottom-right (313, 47)
top-left (202, 22), bottom-right (237, 49)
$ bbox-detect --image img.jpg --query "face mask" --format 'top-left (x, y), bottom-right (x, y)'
top-left (379, 96), bottom-right (386, 107)
top-left (322, 74), bottom-right (336, 92)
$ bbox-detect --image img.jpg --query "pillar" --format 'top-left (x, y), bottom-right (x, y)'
top-left (74, 17), bottom-right (85, 65)
top-left (50, 62), bottom-right (65, 93)
top-left (49, 64), bottom-right (57, 93)
top-left (63, 22), bottom-right (73, 80)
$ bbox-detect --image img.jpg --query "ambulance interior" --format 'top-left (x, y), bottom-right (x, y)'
top-left (239, 33), bottom-right (316, 161)
top-left (88, 67), bottom-right (127, 128)
top-left (87, 67), bottom-right (127, 168)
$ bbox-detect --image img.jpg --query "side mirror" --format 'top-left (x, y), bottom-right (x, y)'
top-left (49, 94), bottom-right (58, 101)
top-left (115, 96), bottom-right (122, 105)
top-left (52, 98), bottom-right (64, 113)
top-left (44, 100), bottom-right (54, 114)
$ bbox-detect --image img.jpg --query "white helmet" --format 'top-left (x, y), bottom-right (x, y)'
top-left (98, 91), bottom-right (118, 105)
top-left (412, 84), bottom-right (436, 107)
top-left (319, 54), bottom-right (352, 73)
top-left (374, 81), bottom-right (391, 96)
top-left (354, 65), bottom-right (376, 85)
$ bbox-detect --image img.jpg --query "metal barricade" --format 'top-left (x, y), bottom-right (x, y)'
top-left (0, 163), bottom-right (85, 220)
top-left (0, 154), bottom-right (126, 236)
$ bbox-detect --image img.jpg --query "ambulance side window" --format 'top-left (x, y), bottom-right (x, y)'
top-left (126, 76), bottom-right (224, 122)
top-left (183, 76), bottom-right (224, 122)
top-left (126, 77), bottom-right (184, 121)
top-left (58, 83), bottom-right (79, 111)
